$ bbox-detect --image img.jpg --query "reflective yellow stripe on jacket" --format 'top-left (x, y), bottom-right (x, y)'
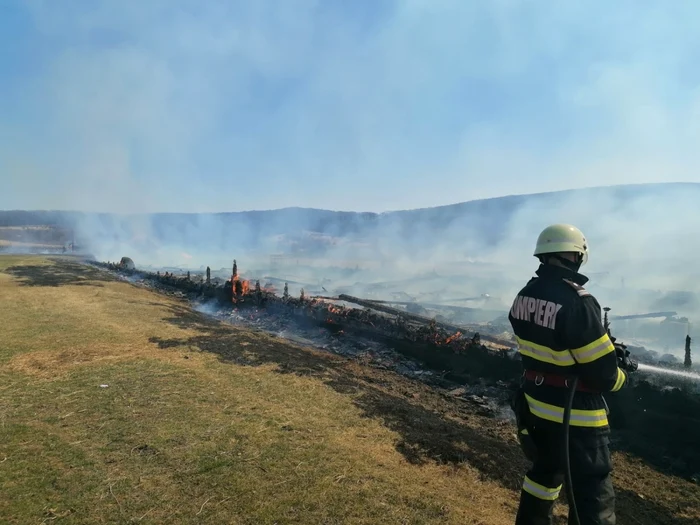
top-left (516, 337), bottom-right (575, 366)
top-left (570, 334), bottom-right (615, 363)
top-left (610, 368), bottom-right (626, 392)
top-left (524, 394), bottom-right (609, 428)
top-left (516, 334), bottom-right (614, 367)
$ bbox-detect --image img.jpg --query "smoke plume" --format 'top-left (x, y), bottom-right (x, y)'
top-left (3, 2), bottom-right (700, 352)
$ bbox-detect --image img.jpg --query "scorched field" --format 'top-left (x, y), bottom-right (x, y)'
top-left (0, 255), bottom-right (698, 524)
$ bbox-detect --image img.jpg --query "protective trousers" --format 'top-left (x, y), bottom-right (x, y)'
top-left (515, 424), bottom-right (616, 525)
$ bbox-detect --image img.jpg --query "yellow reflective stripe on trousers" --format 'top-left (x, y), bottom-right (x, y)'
top-left (524, 394), bottom-right (609, 428)
top-left (570, 333), bottom-right (615, 364)
top-left (610, 367), bottom-right (626, 392)
top-left (516, 337), bottom-right (575, 367)
top-left (522, 475), bottom-right (562, 501)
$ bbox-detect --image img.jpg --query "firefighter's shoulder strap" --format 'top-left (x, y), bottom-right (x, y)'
top-left (562, 278), bottom-right (590, 298)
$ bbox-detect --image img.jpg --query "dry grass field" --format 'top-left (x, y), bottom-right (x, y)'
top-left (1, 255), bottom-right (698, 524)
top-left (0, 226), bottom-right (68, 249)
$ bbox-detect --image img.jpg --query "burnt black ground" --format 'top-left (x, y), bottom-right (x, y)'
top-left (5, 257), bottom-right (115, 287)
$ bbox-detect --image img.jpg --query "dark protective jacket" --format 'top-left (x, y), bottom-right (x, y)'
top-left (508, 263), bottom-right (627, 435)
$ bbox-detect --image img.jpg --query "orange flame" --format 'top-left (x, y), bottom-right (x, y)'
top-left (444, 331), bottom-right (462, 344)
top-left (232, 272), bottom-right (250, 301)
top-left (327, 304), bottom-right (343, 314)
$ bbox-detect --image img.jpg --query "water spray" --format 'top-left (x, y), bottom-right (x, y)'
top-left (629, 316), bottom-right (699, 382)
top-left (636, 362), bottom-right (700, 381)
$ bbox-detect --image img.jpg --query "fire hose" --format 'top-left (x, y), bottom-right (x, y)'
top-left (563, 375), bottom-right (580, 524)
top-left (563, 341), bottom-right (637, 525)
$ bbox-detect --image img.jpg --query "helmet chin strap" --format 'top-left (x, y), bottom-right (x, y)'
top-left (543, 254), bottom-right (583, 273)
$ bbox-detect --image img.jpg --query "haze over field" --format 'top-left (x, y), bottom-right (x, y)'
top-left (3, 182), bottom-right (700, 325)
top-left (2, 3), bottom-right (700, 335)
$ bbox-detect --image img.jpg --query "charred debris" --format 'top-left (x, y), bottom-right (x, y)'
top-left (95, 258), bottom-right (700, 480)
top-left (98, 259), bottom-right (521, 387)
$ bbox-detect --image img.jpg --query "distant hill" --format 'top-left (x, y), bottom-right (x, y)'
top-left (1, 182), bottom-right (698, 256)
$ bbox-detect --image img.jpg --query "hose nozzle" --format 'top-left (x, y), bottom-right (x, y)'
top-left (614, 341), bottom-right (638, 373)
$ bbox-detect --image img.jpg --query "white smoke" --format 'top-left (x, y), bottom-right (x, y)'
top-left (3, 2), bottom-right (700, 353)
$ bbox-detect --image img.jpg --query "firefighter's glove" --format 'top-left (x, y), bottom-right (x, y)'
top-left (614, 341), bottom-right (638, 373)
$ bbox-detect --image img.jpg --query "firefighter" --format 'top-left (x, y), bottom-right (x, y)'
top-left (508, 224), bottom-right (635, 525)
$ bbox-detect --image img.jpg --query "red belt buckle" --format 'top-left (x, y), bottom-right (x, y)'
top-left (525, 370), bottom-right (565, 388)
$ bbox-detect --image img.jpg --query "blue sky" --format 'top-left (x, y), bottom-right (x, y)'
top-left (1, 0), bottom-right (700, 213)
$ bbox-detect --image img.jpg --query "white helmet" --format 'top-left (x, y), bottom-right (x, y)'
top-left (534, 224), bottom-right (589, 266)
